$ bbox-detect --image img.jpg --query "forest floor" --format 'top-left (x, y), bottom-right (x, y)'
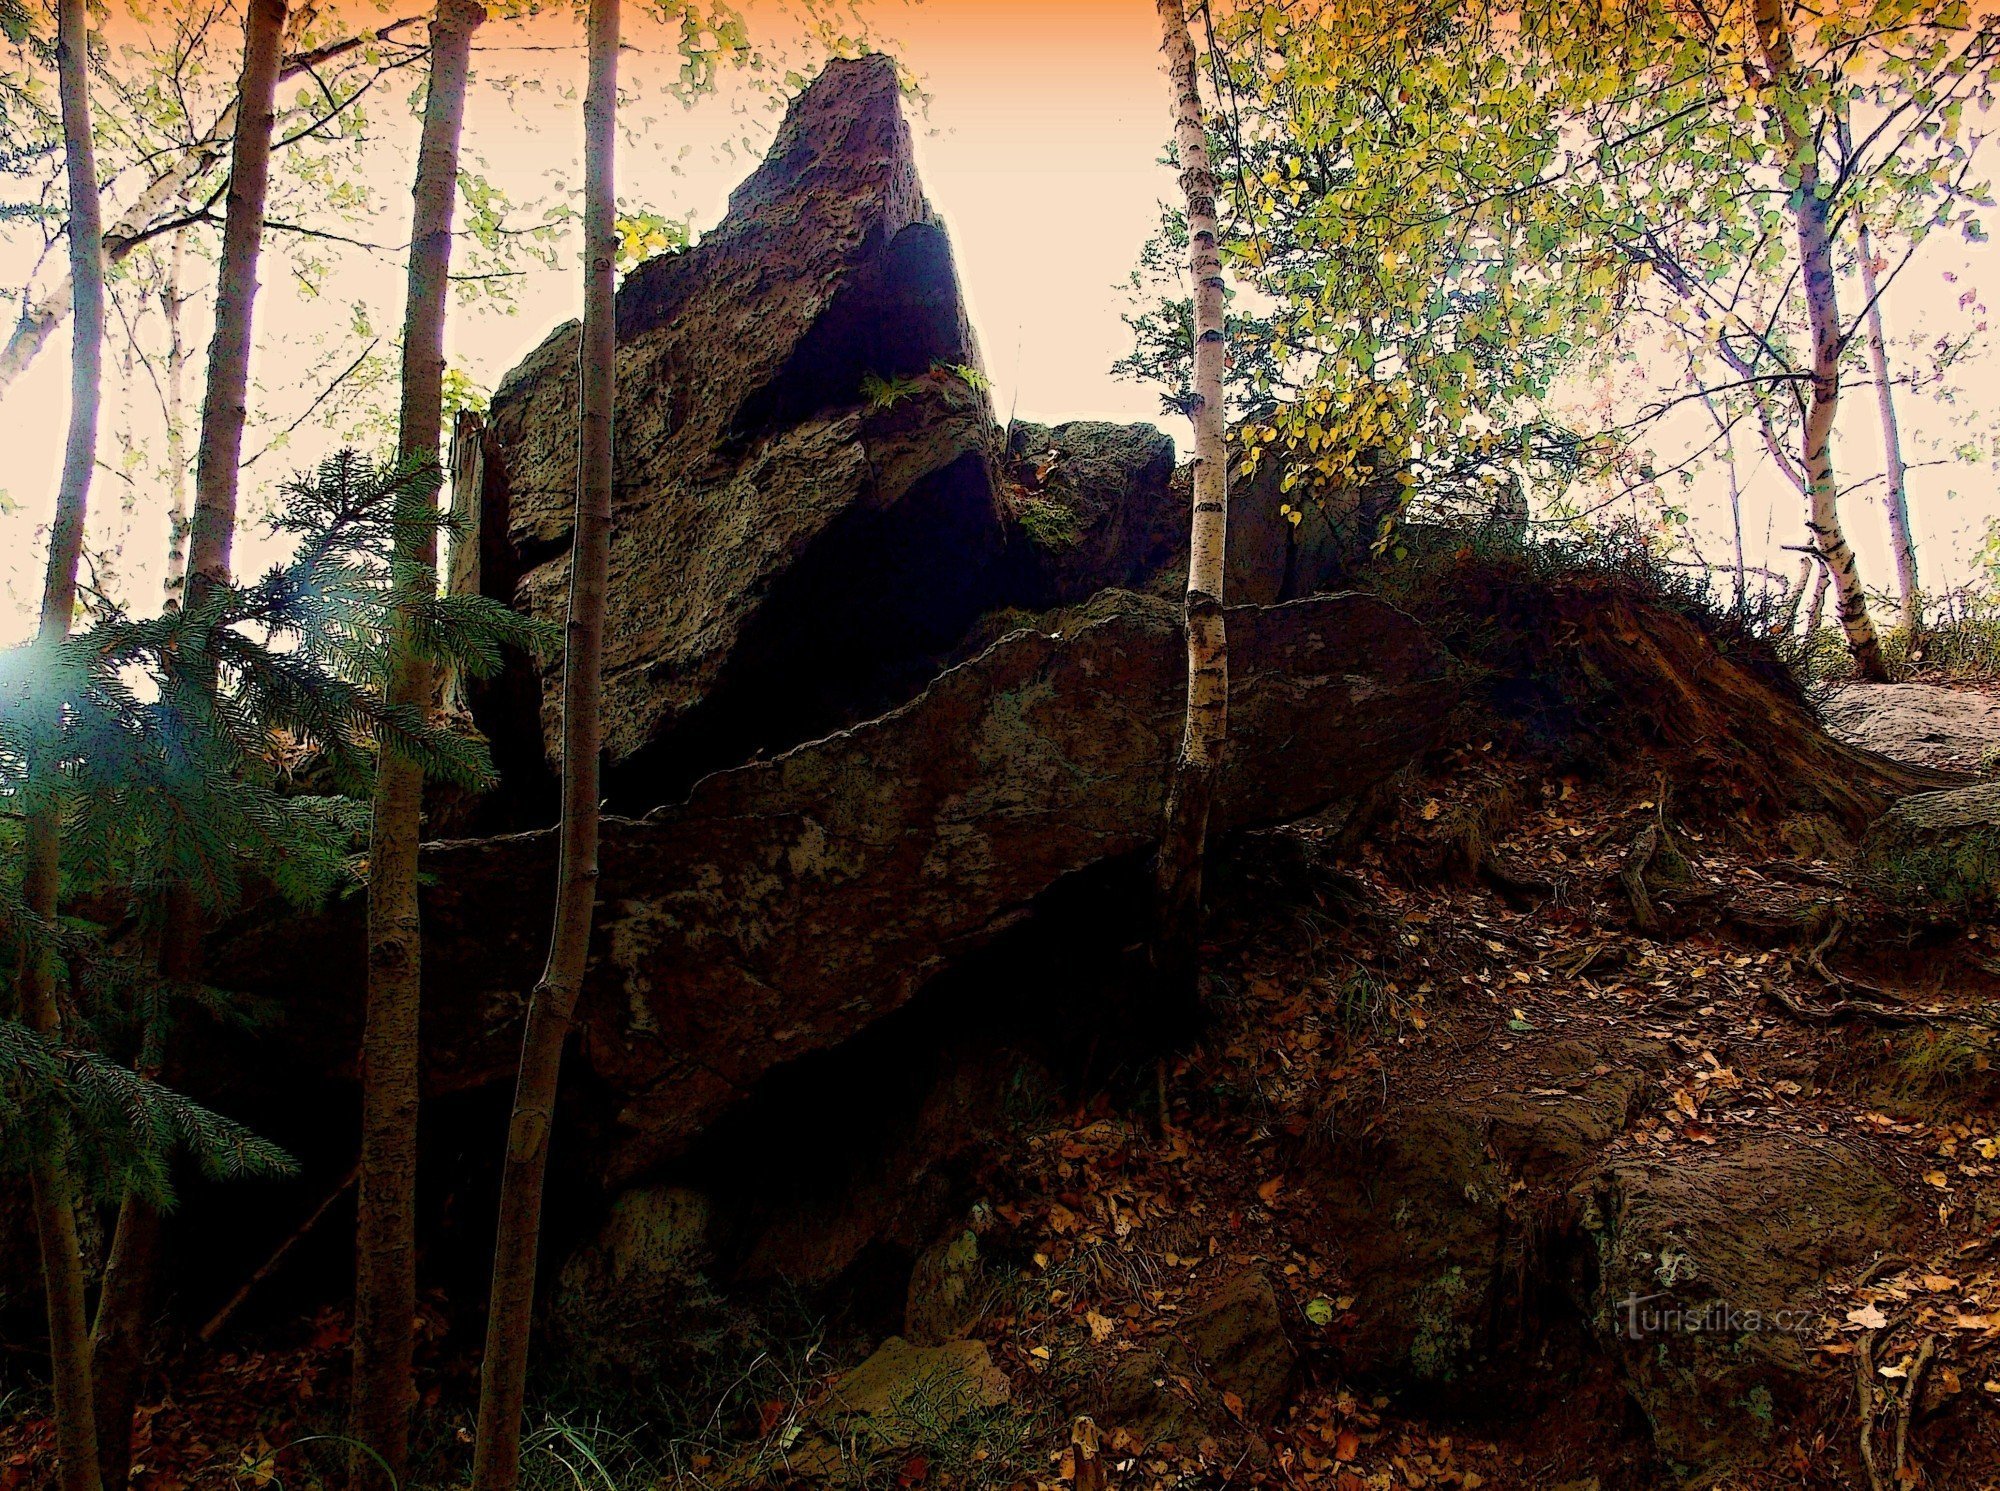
top-left (9, 687), bottom-right (2000, 1491)
top-left (944, 708), bottom-right (2000, 1491)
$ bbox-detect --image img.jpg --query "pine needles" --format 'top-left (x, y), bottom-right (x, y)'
top-left (0, 447), bottom-right (553, 1209)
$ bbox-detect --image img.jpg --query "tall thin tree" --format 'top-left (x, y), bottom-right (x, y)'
top-left (1753, 0), bottom-right (1887, 679)
top-left (470, 0), bottom-right (618, 1483)
top-left (185, 0), bottom-right (287, 612)
top-left (88, 981), bottom-right (171, 1491)
top-left (1148, 0), bottom-right (1230, 1021)
top-left (1855, 214), bottom-right (1919, 637)
top-left (85, 9), bottom-right (286, 1477)
top-left (22, 3), bottom-right (109, 1490)
top-left (161, 230), bottom-right (191, 609)
top-left (352, 4), bottom-right (485, 1485)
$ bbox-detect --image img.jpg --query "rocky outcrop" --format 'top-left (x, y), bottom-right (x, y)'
top-left (208, 592), bottom-right (1453, 1182)
top-left (470, 55), bottom-right (1005, 804)
top-left (995, 421), bottom-right (1183, 610)
top-left (1220, 448), bottom-right (1406, 607)
top-left (1860, 780), bottom-right (2000, 912)
top-left (1093, 1269), bottom-right (1297, 1453)
top-left (1296, 1025), bottom-right (1914, 1482)
top-left (1825, 682), bottom-right (2000, 773)
top-left (1577, 1136), bottom-right (1913, 1481)
top-left (1308, 1034), bottom-right (1666, 1385)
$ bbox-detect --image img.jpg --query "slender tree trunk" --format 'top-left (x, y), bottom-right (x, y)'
top-left (0, 16), bottom-right (421, 405)
top-left (87, 1006), bottom-right (169, 1491)
top-left (87, 1208), bottom-right (160, 1491)
top-left (24, 6), bottom-right (108, 1491)
top-left (90, 27), bottom-right (286, 1477)
top-left (1854, 216), bottom-right (1919, 637)
top-left (351, 6), bottom-right (482, 1485)
top-left (1700, 393), bottom-right (1746, 610)
top-left (1147, 0), bottom-right (1229, 1023)
top-left (469, 2), bottom-right (617, 1484)
top-left (1754, 0), bottom-right (1887, 680)
top-left (1778, 552), bottom-right (1814, 633)
top-left (185, 0), bottom-right (287, 611)
top-left (1725, 429), bottom-right (1746, 612)
top-left (1805, 553), bottom-right (1831, 636)
top-left (162, 231), bottom-right (190, 610)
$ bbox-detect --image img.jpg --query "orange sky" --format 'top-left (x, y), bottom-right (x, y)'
top-left (0, 1), bottom-right (1189, 626)
top-left (3, 1), bottom-right (1996, 629)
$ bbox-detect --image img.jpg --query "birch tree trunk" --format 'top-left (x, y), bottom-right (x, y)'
top-left (352, 5), bottom-right (483, 1484)
top-left (1147, 0), bottom-right (1229, 1022)
top-left (185, 0), bottom-right (287, 611)
top-left (24, 5), bottom-right (108, 1490)
top-left (1726, 429), bottom-right (1746, 612)
top-left (1778, 552), bottom-right (1814, 633)
top-left (1754, 0), bottom-right (1887, 680)
top-left (469, 1), bottom-right (617, 1483)
top-left (162, 231), bottom-right (190, 609)
top-left (1855, 216), bottom-right (1919, 637)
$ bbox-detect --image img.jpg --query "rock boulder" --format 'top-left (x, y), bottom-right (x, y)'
top-left (206, 592), bottom-right (1453, 1182)
top-left (1576, 1135), bottom-right (1913, 1480)
top-left (471, 54), bottom-right (1005, 804)
top-left (1859, 781), bottom-right (2000, 912)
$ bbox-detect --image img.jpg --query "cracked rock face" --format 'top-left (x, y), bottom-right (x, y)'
top-left (206, 593), bottom-right (1453, 1182)
top-left (471, 54), bottom-right (1002, 806)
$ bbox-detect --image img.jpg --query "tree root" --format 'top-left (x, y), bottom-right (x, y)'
top-left (1891, 1335), bottom-right (1937, 1484)
top-left (1622, 823), bottom-right (1660, 934)
top-left (1763, 981), bottom-right (1939, 1027)
top-left (1858, 1321), bottom-right (1938, 1491)
top-left (1477, 849), bottom-right (1556, 907)
top-left (1858, 1327), bottom-right (1886, 1491)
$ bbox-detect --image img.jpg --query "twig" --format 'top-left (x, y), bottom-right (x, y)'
top-left (198, 1162), bottom-right (359, 1342)
top-left (1852, 1253), bottom-right (1908, 1290)
top-left (1561, 942), bottom-right (1612, 980)
top-left (239, 338), bottom-right (382, 470)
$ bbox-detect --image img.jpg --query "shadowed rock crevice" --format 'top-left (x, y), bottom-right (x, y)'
top-left (605, 391), bottom-right (1006, 810)
top-left (729, 220), bottom-right (976, 442)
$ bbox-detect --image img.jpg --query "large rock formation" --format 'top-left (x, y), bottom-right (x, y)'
top-left (209, 593), bottom-right (1452, 1183)
top-left (1859, 780), bottom-right (2000, 912)
top-left (470, 54), bottom-right (1005, 803)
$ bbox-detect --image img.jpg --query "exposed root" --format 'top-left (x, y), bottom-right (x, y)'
top-left (1763, 981), bottom-right (1940, 1028)
top-left (1891, 1334), bottom-right (1937, 1484)
top-left (1622, 823), bottom-right (1661, 934)
top-left (1477, 848), bottom-right (1556, 907)
top-left (1858, 1320), bottom-right (1938, 1491)
top-left (1858, 1326), bottom-right (1887, 1491)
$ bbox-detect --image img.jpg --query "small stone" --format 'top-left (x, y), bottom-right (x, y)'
top-left (823, 1337), bottom-right (1012, 1448)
